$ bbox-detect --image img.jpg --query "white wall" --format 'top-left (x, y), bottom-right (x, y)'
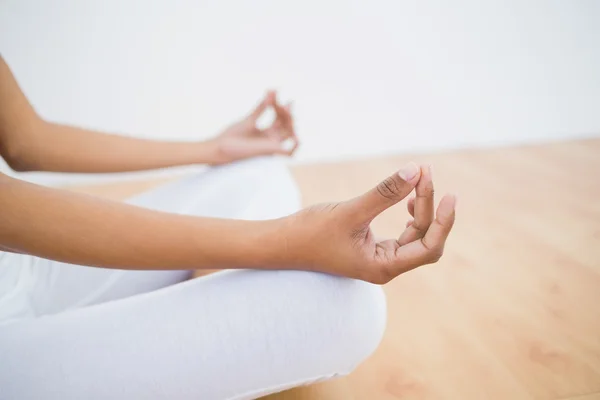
top-left (1, 0), bottom-right (599, 185)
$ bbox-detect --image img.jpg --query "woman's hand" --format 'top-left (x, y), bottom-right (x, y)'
top-left (0, 56), bottom-right (297, 173)
top-left (276, 163), bottom-right (456, 284)
top-left (207, 91), bottom-right (299, 165)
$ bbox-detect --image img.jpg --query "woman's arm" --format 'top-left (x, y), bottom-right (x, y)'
top-left (9, 121), bottom-right (223, 173)
top-left (0, 56), bottom-right (296, 173)
top-left (0, 163), bottom-right (455, 284)
top-left (0, 172), bottom-right (278, 270)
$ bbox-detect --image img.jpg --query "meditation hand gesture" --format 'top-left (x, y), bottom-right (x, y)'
top-left (278, 163), bottom-right (456, 283)
top-left (209, 91), bottom-right (298, 165)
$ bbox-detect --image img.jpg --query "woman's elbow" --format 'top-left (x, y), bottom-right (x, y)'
top-left (1, 140), bottom-right (39, 172)
top-left (1, 122), bottom-right (45, 172)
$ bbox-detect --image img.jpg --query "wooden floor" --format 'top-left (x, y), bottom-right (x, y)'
top-left (71, 138), bottom-right (600, 399)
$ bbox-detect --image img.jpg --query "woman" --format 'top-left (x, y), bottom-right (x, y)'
top-left (0, 56), bottom-right (455, 399)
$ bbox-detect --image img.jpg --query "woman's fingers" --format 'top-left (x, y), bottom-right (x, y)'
top-left (281, 137), bottom-right (299, 156)
top-left (420, 194), bottom-right (456, 252)
top-left (407, 196), bottom-right (415, 217)
top-left (379, 194), bottom-right (456, 281)
top-left (284, 102), bottom-right (300, 154)
top-left (260, 97), bottom-right (297, 136)
top-left (398, 165), bottom-right (434, 245)
top-left (283, 102), bottom-right (298, 139)
top-left (413, 165), bottom-right (434, 225)
top-left (262, 120), bottom-right (282, 140)
top-left (248, 91), bottom-right (275, 122)
top-left (273, 100), bottom-right (294, 134)
top-left (249, 90), bottom-right (298, 156)
top-left (269, 100), bottom-right (299, 155)
top-left (345, 163), bottom-right (421, 223)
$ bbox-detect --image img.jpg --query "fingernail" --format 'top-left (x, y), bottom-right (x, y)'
top-left (428, 164), bottom-right (433, 178)
top-left (448, 193), bottom-right (457, 209)
top-left (398, 162), bottom-right (419, 181)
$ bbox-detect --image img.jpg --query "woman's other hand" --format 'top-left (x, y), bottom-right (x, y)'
top-left (277, 163), bottom-right (456, 284)
top-left (208, 91), bottom-right (299, 165)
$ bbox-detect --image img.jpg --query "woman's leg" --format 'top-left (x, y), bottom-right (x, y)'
top-left (127, 156), bottom-right (301, 221)
top-left (0, 157), bottom-right (301, 320)
top-left (261, 377), bottom-right (356, 400)
top-left (0, 269), bottom-right (386, 400)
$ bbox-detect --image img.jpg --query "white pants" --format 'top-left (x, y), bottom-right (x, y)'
top-left (0, 158), bottom-right (387, 400)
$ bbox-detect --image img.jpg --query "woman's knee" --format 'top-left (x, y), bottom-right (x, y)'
top-left (127, 156), bottom-right (301, 219)
top-left (268, 270), bottom-right (387, 375)
top-left (314, 274), bottom-right (387, 372)
top-left (213, 156), bottom-right (302, 219)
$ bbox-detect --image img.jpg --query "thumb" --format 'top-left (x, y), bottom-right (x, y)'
top-left (346, 162), bottom-right (420, 222)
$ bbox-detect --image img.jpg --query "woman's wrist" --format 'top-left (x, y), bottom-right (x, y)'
top-left (187, 217), bottom-right (291, 270)
top-left (191, 140), bottom-right (221, 165)
top-left (235, 218), bottom-right (293, 269)
top-left (242, 216), bottom-right (318, 272)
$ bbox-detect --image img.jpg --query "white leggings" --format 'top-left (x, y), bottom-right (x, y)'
top-left (0, 158), bottom-right (387, 400)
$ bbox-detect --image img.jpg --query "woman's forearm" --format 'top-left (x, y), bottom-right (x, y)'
top-left (16, 121), bottom-right (220, 173)
top-left (0, 173), bottom-right (281, 271)
top-left (0, 56), bottom-right (220, 173)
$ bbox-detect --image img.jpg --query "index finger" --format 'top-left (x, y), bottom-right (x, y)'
top-left (273, 100), bottom-right (295, 136)
top-left (388, 194), bottom-right (456, 276)
top-left (398, 165), bottom-right (434, 245)
top-left (248, 91), bottom-right (275, 121)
